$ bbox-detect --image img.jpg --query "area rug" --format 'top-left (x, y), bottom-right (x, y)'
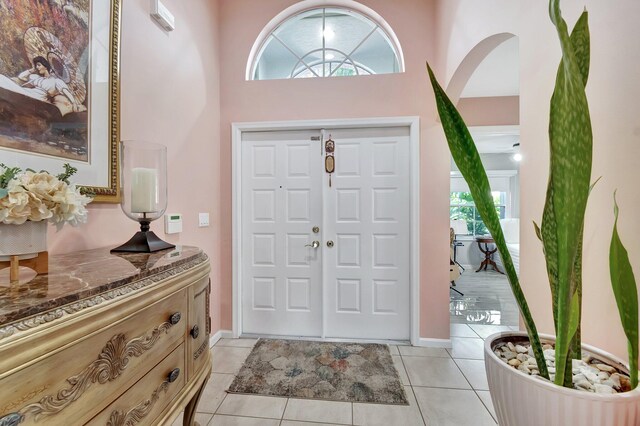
top-left (227, 339), bottom-right (408, 405)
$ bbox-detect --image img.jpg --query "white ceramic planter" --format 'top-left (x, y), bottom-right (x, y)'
top-left (0, 221), bottom-right (48, 261)
top-left (485, 331), bottom-right (640, 426)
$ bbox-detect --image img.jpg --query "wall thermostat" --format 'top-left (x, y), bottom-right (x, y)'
top-left (150, 0), bottom-right (175, 31)
top-left (164, 213), bottom-right (182, 234)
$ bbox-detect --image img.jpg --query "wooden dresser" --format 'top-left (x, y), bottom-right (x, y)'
top-left (0, 246), bottom-right (212, 426)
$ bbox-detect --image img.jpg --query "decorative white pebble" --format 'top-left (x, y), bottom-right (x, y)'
top-left (609, 373), bottom-right (621, 389)
top-left (595, 363), bottom-right (616, 373)
top-left (508, 359), bottom-right (521, 367)
top-left (595, 384), bottom-right (616, 394)
top-left (503, 351), bottom-right (517, 361)
top-left (515, 345), bottom-right (528, 354)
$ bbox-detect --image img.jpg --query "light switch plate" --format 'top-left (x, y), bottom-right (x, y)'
top-left (198, 213), bottom-right (210, 227)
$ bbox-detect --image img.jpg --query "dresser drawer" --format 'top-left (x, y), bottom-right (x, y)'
top-left (0, 289), bottom-right (187, 425)
top-left (88, 342), bottom-right (186, 426)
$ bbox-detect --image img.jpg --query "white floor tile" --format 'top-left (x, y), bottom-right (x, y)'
top-left (215, 338), bottom-right (259, 348)
top-left (450, 324), bottom-right (478, 338)
top-left (211, 346), bottom-right (252, 374)
top-left (402, 357), bottom-right (470, 389)
top-left (283, 399), bottom-right (352, 425)
top-left (468, 324), bottom-right (512, 340)
top-left (209, 414), bottom-right (280, 425)
top-left (477, 390), bottom-right (497, 421)
top-left (171, 412), bottom-right (213, 426)
top-left (388, 345), bottom-right (400, 355)
top-left (413, 387), bottom-right (496, 426)
top-left (217, 394), bottom-right (287, 419)
top-left (353, 386), bottom-right (424, 426)
top-left (281, 421), bottom-right (343, 426)
top-left (392, 355), bottom-right (410, 385)
top-left (196, 373), bottom-right (235, 413)
top-left (447, 337), bottom-right (485, 360)
top-left (398, 346), bottom-right (450, 357)
top-left (454, 359), bottom-right (489, 390)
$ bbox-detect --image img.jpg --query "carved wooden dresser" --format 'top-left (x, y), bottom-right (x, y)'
top-left (0, 246), bottom-right (212, 426)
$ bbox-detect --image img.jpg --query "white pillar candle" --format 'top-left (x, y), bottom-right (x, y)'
top-left (130, 167), bottom-right (158, 213)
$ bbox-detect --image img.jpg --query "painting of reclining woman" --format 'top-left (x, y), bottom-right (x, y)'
top-left (0, 0), bottom-right (90, 161)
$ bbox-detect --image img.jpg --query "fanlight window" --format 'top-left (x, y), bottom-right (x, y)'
top-left (251, 7), bottom-right (403, 80)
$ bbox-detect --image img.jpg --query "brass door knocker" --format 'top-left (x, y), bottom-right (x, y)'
top-left (325, 136), bottom-right (335, 187)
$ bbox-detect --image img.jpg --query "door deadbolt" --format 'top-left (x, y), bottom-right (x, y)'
top-left (305, 241), bottom-right (320, 248)
top-left (312, 226), bottom-right (320, 234)
top-left (326, 240), bottom-right (334, 248)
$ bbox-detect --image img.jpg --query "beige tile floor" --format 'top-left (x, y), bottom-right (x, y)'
top-left (172, 325), bottom-right (503, 426)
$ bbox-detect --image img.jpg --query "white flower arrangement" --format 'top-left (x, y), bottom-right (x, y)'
top-left (0, 163), bottom-right (92, 227)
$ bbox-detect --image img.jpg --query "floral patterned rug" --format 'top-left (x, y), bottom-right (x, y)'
top-left (227, 339), bottom-right (408, 404)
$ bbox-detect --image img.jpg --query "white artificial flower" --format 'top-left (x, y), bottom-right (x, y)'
top-left (0, 183), bottom-right (32, 224)
top-left (0, 169), bottom-right (92, 226)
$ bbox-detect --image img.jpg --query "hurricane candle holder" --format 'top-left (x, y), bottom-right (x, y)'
top-left (111, 141), bottom-right (175, 253)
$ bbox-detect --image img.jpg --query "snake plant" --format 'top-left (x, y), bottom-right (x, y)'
top-left (428, 0), bottom-right (638, 389)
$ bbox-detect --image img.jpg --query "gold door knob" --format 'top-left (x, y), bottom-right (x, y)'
top-left (305, 241), bottom-right (320, 248)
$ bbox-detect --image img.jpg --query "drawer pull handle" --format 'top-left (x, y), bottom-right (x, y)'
top-left (167, 368), bottom-right (180, 383)
top-left (0, 413), bottom-right (23, 426)
top-left (190, 325), bottom-right (200, 339)
top-left (107, 368), bottom-right (180, 426)
top-left (169, 312), bottom-right (182, 325)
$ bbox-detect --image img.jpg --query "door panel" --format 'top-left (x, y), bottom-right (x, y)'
top-left (241, 126), bottom-right (411, 340)
top-left (324, 128), bottom-right (411, 340)
top-left (241, 131), bottom-right (323, 336)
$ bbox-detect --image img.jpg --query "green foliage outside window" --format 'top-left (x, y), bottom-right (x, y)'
top-left (450, 191), bottom-right (506, 236)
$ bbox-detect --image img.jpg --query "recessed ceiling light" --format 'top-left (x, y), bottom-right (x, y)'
top-left (323, 27), bottom-right (335, 40)
top-left (512, 142), bottom-right (522, 162)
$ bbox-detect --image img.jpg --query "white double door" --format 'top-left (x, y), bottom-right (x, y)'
top-left (241, 127), bottom-right (410, 340)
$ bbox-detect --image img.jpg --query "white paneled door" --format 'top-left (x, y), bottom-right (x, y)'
top-left (241, 127), bottom-right (411, 340)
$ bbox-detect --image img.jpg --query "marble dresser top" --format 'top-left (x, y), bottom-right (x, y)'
top-left (0, 246), bottom-right (207, 327)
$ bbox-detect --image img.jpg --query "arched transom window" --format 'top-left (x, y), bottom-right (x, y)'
top-left (249, 6), bottom-right (403, 80)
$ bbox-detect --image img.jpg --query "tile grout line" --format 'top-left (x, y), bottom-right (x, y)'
top-left (281, 397), bottom-right (289, 422)
top-left (408, 385), bottom-right (428, 426)
top-left (400, 348), bottom-right (428, 425)
top-left (398, 352), bottom-right (414, 386)
top-left (451, 357), bottom-right (497, 424)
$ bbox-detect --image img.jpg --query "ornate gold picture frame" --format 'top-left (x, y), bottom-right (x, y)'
top-left (0, 0), bottom-right (121, 203)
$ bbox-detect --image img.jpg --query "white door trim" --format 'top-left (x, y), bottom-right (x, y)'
top-left (232, 116), bottom-right (421, 345)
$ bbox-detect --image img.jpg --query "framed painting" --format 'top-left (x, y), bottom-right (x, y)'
top-left (0, 0), bottom-right (121, 202)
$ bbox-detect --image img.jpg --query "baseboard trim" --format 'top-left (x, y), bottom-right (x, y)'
top-left (415, 337), bottom-right (452, 349)
top-left (209, 329), bottom-right (234, 347)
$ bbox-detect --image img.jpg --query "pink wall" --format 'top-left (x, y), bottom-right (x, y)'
top-left (458, 96), bottom-right (519, 126)
top-left (47, 0), bottom-right (223, 331)
top-left (218, 0), bottom-right (452, 338)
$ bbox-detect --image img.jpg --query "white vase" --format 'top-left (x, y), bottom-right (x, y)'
top-left (0, 221), bottom-right (48, 261)
top-left (485, 331), bottom-right (640, 426)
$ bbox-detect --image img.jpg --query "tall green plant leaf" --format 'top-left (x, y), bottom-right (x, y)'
top-left (610, 193), bottom-right (639, 389)
top-left (545, 0), bottom-right (593, 386)
top-left (427, 64), bottom-right (549, 380)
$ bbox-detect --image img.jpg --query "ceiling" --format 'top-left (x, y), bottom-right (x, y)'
top-left (461, 37), bottom-right (520, 98)
top-left (469, 126), bottom-right (519, 154)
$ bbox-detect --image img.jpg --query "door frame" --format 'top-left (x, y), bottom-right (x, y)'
top-left (232, 116), bottom-right (421, 345)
